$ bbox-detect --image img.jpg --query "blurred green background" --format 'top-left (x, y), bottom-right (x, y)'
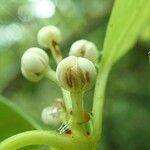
top-left (0, 0), bottom-right (150, 150)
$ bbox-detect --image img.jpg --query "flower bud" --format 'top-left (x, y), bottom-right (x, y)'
top-left (41, 105), bottom-right (64, 127)
top-left (69, 39), bottom-right (98, 63)
top-left (56, 56), bottom-right (96, 91)
top-left (21, 47), bottom-right (49, 82)
top-left (37, 25), bottom-right (61, 48)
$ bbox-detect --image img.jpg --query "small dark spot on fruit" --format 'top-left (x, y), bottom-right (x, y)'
top-left (80, 49), bottom-right (85, 56)
top-left (85, 72), bottom-right (90, 82)
top-left (70, 110), bottom-right (72, 115)
top-left (35, 72), bottom-right (41, 76)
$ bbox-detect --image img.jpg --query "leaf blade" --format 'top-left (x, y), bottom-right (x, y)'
top-left (0, 95), bottom-right (42, 141)
top-left (102, 0), bottom-right (150, 66)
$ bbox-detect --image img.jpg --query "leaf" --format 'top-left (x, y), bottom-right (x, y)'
top-left (102, 0), bottom-right (150, 67)
top-left (92, 0), bottom-right (150, 140)
top-left (0, 95), bottom-right (42, 141)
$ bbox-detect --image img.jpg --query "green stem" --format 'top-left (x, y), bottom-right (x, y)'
top-left (0, 130), bottom-right (94, 150)
top-left (71, 91), bottom-right (84, 123)
top-left (61, 88), bottom-right (72, 113)
top-left (0, 130), bottom-right (74, 150)
top-left (45, 69), bottom-right (72, 114)
top-left (92, 62), bottom-right (110, 141)
top-left (70, 91), bottom-right (87, 138)
top-left (45, 68), bottom-right (58, 84)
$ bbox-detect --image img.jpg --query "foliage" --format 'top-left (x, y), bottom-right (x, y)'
top-left (0, 0), bottom-right (150, 150)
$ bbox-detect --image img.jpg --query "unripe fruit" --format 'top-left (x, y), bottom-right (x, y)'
top-left (21, 47), bottom-right (49, 82)
top-left (56, 56), bottom-right (96, 92)
top-left (37, 25), bottom-right (61, 48)
top-left (69, 39), bottom-right (98, 63)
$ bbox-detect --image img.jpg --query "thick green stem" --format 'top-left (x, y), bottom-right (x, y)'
top-left (70, 91), bottom-right (87, 138)
top-left (0, 130), bottom-right (74, 150)
top-left (71, 91), bottom-right (84, 124)
top-left (92, 62), bottom-right (110, 141)
top-left (0, 130), bottom-right (94, 150)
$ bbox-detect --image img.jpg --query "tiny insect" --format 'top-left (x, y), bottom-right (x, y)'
top-left (57, 120), bottom-right (72, 135)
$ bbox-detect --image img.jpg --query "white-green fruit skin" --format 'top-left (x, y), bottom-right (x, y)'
top-left (37, 25), bottom-right (61, 48)
top-left (21, 47), bottom-right (49, 82)
top-left (41, 106), bottom-right (62, 127)
top-left (69, 39), bottom-right (98, 63)
top-left (56, 56), bottom-right (96, 92)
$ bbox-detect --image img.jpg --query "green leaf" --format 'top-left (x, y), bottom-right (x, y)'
top-left (0, 95), bottom-right (42, 141)
top-left (102, 0), bottom-right (150, 67)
